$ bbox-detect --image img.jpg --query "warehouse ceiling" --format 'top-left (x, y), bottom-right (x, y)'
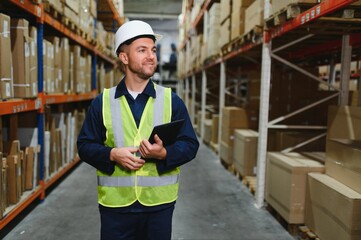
top-left (98, 0), bottom-right (183, 32)
top-left (124, 0), bottom-right (182, 20)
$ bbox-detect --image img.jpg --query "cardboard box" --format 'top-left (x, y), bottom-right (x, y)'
top-left (327, 105), bottom-right (361, 140)
top-left (231, 6), bottom-right (247, 40)
top-left (220, 17), bottom-right (230, 48)
top-left (220, 0), bottom-right (231, 23)
top-left (305, 173), bottom-right (361, 240)
top-left (72, 45), bottom-right (82, 93)
top-left (62, 0), bottom-right (79, 14)
top-left (43, 40), bottom-right (54, 93)
top-left (325, 138), bottom-right (361, 193)
top-left (220, 141), bottom-right (233, 165)
top-left (234, 129), bottom-right (258, 176)
top-left (233, 0), bottom-right (254, 9)
top-left (221, 107), bottom-right (249, 145)
top-left (245, 0), bottom-right (264, 33)
top-left (211, 114), bottom-right (219, 144)
top-left (7, 155), bottom-right (19, 204)
top-left (24, 147), bottom-right (34, 190)
top-left (0, 13), bottom-right (13, 99)
top-left (61, 38), bottom-right (70, 93)
top-left (1, 157), bottom-right (8, 214)
top-left (222, 107), bottom-right (249, 128)
top-left (11, 18), bottom-right (32, 98)
top-left (29, 26), bottom-right (38, 98)
top-left (266, 152), bottom-right (324, 224)
top-left (203, 119), bottom-right (213, 144)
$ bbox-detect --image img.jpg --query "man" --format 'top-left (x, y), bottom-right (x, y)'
top-left (77, 20), bottom-right (199, 240)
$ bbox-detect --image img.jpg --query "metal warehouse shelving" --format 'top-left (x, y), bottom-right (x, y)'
top-left (0, 0), bottom-right (122, 230)
top-left (181, 0), bottom-right (361, 208)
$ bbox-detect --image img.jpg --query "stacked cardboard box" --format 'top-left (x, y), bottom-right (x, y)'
top-left (211, 114), bottom-right (219, 145)
top-left (231, 0), bottom-right (254, 41)
top-left (219, 0), bottom-right (231, 48)
top-left (11, 18), bottom-right (37, 98)
top-left (61, 38), bottom-right (70, 93)
top-left (304, 106), bottom-right (361, 240)
top-left (233, 129), bottom-right (258, 177)
top-left (45, 37), bottom-right (63, 93)
top-left (203, 119), bottom-right (213, 144)
top-left (1, 155), bottom-right (7, 218)
top-left (206, 3), bottom-right (221, 58)
top-left (220, 107), bottom-right (249, 165)
top-left (305, 173), bottom-right (361, 240)
top-left (43, 39), bottom-right (54, 94)
top-left (265, 152), bottom-right (324, 224)
top-left (244, 0), bottom-right (264, 34)
top-left (29, 27), bottom-right (38, 98)
top-left (0, 14), bottom-right (13, 100)
top-left (62, 0), bottom-right (80, 27)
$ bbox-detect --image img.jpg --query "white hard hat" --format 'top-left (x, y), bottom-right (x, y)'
top-left (114, 20), bottom-right (162, 56)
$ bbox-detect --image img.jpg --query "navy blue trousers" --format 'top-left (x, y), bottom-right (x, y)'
top-left (99, 205), bottom-right (175, 240)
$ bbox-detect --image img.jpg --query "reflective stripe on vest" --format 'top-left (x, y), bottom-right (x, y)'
top-left (98, 174), bottom-right (179, 187)
top-left (98, 83), bottom-right (180, 208)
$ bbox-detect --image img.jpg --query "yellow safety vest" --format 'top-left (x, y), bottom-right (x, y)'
top-left (98, 84), bottom-right (180, 207)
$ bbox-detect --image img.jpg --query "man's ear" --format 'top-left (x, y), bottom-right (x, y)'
top-left (119, 52), bottom-right (128, 65)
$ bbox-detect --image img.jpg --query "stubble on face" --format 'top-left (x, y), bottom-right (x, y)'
top-left (126, 38), bottom-right (157, 81)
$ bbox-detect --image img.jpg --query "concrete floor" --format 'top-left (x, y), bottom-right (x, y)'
top-left (2, 141), bottom-right (295, 240)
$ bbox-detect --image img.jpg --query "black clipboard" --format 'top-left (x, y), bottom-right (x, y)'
top-left (148, 119), bottom-right (185, 146)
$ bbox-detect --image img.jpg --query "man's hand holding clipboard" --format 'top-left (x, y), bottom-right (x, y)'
top-left (138, 119), bottom-right (185, 160)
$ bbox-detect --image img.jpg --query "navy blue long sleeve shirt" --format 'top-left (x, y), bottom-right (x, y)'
top-left (77, 79), bottom-right (199, 212)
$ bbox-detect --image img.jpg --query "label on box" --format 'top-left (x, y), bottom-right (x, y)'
top-left (33, 82), bottom-right (37, 96)
top-left (64, 82), bottom-right (68, 92)
top-left (43, 42), bottom-right (46, 56)
top-left (5, 82), bottom-right (11, 97)
top-left (58, 69), bottom-right (62, 80)
top-left (3, 20), bottom-right (9, 38)
top-left (31, 41), bottom-right (36, 56)
top-left (24, 42), bottom-right (30, 57)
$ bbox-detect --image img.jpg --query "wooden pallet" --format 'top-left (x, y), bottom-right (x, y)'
top-left (221, 25), bottom-right (263, 56)
top-left (203, 54), bottom-right (220, 66)
top-left (220, 158), bottom-right (236, 175)
top-left (61, 16), bottom-right (77, 32)
top-left (265, 2), bottom-right (317, 29)
top-left (43, 2), bottom-right (62, 21)
top-left (242, 176), bottom-right (256, 195)
top-left (298, 226), bottom-right (321, 240)
top-left (210, 141), bottom-right (219, 154)
top-left (266, 204), bottom-right (304, 237)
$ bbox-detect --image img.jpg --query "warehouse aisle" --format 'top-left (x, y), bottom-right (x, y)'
top-left (3, 141), bottom-right (294, 240)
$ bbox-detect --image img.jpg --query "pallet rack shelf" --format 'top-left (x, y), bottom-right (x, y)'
top-left (0, 0), bottom-right (122, 231)
top-left (181, 0), bottom-right (361, 208)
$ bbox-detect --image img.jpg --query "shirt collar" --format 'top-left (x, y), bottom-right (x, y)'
top-left (115, 76), bottom-right (156, 99)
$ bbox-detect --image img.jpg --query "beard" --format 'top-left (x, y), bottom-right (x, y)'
top-left (128, 60), bottom-right (156, 80)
